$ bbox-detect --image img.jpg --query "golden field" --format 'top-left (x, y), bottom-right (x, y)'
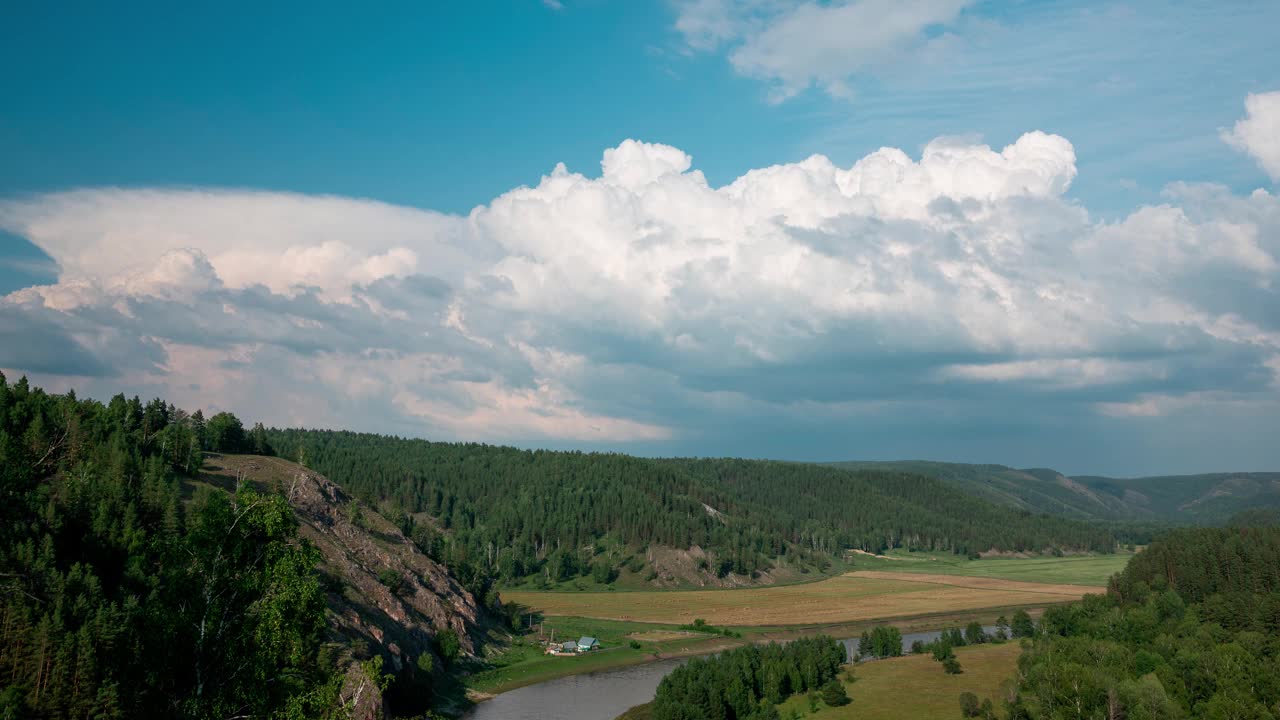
top-left (503, 571), bottom-right (1098, 626)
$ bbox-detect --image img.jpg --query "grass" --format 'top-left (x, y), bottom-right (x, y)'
top-left (853, 549), bottom-right (1132, 586)
top-left (616, 704), bottom-right (653, 720)
top-left (464, 616), bottom-right (741, 694)
top-left (846, 571), bottom-right (1104, 597)
top-left (775, 642), bottom-right (1024, 719)
top-left (503, 571), bottom-right (1095, 626)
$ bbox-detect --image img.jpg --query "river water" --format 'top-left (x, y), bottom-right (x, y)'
top-left (462, 626), bottom-right (998, 720)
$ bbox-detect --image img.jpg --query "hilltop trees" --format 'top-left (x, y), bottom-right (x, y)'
top-left (250, 421), bottom-right (274, 455)
top-left (206, 411), bottom-right (246, 453)
top-left (196, 412), bottom-right (275, 456)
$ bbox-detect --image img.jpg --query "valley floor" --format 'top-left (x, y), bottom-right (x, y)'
top-left (465, 605), bottom-right (1044, 696)
top-left (478, 552), bottom-right (1120, 699)
top-left (501, 569), bottom-right (1099, 627)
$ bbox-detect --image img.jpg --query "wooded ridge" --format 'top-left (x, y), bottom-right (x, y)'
top-left (266, 429), bottom-right (1120, 588)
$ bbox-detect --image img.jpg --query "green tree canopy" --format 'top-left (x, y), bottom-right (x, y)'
top-left (206, 411), bottom-right (247, 453)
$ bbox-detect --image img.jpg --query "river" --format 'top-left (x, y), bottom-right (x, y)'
top-left (461, 625), bottom-right (998, 720)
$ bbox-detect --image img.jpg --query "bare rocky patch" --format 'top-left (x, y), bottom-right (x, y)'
top-left (201, 454), bottom-right (486, 715)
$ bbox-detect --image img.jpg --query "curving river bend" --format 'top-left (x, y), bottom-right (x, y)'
top-left (462, 626), bottom-right (997, 720)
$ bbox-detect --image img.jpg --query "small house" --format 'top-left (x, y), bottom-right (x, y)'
top-left (560, 640), bottom-right (578, 653)
top-left (576, 636), bottom-right (599, 652)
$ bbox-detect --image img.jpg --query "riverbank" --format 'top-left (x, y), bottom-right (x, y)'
top-left (463, 603), bottom-right (1054, 697)
top-left (466, 551), bottom-right (1120, 711)
top-left (617, 641), bottom-right (1025, 720)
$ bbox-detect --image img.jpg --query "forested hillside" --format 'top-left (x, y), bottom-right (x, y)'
top-left (1009, 526), bottom-right (1280, 719)
top-left (830, 460), bottom-right (1280, 524)
top-left (0, 374), bottom-right (340, 718)
top-left (266, 430), bottom-right (1117, 588)
top-left (0, 376), bottom-right (490, 719)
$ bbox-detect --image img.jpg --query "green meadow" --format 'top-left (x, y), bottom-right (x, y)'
top-left (852, 549), bottom-right (1133, 586)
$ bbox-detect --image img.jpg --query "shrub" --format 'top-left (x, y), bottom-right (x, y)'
top-left (378, 568), bottom-right (404, 594)
top-left (960, 691), bottom-right (981, 717)
top-left (591, 561), bottom-right (617, 584)
top-left (436, 628), bottom-right (461, 665)
top-left (821, 679), bottom-right (851, 707)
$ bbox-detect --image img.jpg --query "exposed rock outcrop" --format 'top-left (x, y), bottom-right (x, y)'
top-left (200, 454), bottom-right (486, 718)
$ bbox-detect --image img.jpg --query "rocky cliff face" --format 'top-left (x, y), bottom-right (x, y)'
top-left (200, 454), bottom-right (486, 718)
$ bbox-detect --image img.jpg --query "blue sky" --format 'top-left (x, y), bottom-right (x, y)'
top-left (2, 0), bottom-right (1279, 475)
top-left (3, 1), bottom-right (1274, 219)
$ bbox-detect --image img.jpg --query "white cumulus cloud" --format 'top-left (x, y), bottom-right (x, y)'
top-left (1222, 90), bottom-right (1280, 182)
top-left (2, 96), bottom-right (1279, 455)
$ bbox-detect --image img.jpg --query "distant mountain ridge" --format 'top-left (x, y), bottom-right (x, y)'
top-left (827, 461), bottom-right (1280, 524)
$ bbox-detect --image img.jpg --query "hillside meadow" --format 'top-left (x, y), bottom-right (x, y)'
top-left (777, 642), bottom-right (1023, 719)
top-left (853, 549), bottom-right (1133, 585)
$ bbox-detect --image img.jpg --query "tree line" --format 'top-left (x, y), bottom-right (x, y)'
top-left (650, 635), bottom-right (848, 720)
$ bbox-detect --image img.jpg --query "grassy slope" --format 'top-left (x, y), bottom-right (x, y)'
top-left (853, 549), bottom-right (1132, 585)
top-left (777, 642), bottom-right (1023, 719)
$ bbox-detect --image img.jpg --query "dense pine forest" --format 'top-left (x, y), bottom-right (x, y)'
top-left (1009, 527), bottom-right (1280, 719)
top-left (649, 636), bottom-right (848, 720)
top-left (266, 429), bottom-right (1117, 587)
top-left (0, 374), bottom-right (340, 719)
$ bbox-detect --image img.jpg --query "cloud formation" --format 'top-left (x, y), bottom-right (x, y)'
top-left (673, 0), bottom-right (972, 100)
top-left (1, 98), bottom-right (1278, 471)
top-left (1223, 91), bottom-right (1280, 181)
